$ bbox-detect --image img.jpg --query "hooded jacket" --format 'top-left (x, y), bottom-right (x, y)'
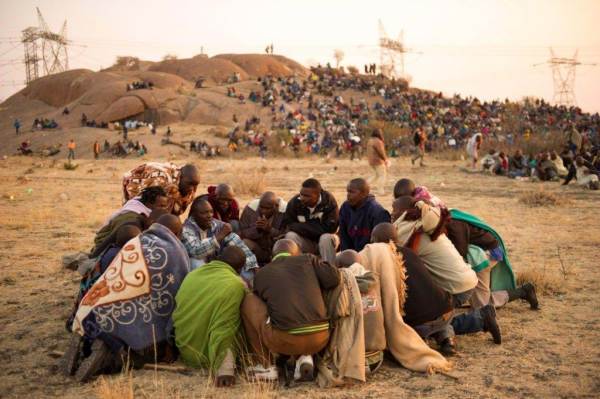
top-left (339, 196), bottom-right (390, 251)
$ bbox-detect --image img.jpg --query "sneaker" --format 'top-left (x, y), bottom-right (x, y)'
top-left (247, 365), bottom-right (278, 382)
top-left (439, 337), bottom-right (458, 357)
top-left (294, 355), bottom-right (314, 381)
top-left (75, 339), bottom-right (111, 382)
top-left (522, 283), bottom-right (539, 310)
top-left (481, 304), bottom-right (502, 345)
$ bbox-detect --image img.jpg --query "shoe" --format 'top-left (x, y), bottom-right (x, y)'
top-left (439, 337), bottom-right (458, 357)
top-left (481, 305), bottom-right (502, 345)
top-left (522, 283), bottom-right (539, 310)
top-left (294, 355), bottom-right (314, 381)
top-left (61, 335), bottom-right (83, 376)
top-left (75, 339), bottom-right (111, 382)
top-left (247, 365), bottom-right (278, 382)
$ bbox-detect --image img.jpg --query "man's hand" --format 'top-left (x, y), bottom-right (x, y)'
top-left (216, 223), bottom-right (233, 242)
top-left (215, 375), bottom-right (235, 388)
top-left (256, 216), bottom-right (271, 232)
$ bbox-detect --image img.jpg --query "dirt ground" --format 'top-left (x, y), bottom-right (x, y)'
top-left (0, 154), bottom-right (599, 399)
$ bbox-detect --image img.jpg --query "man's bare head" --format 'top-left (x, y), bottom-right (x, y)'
top-left (216, 246), bottom-right (246, 274)
top-left (272, 239), bottom-right (300, 257)
top-left (179, 164), bottom-right (200, 196)
top-left (116, 224), bottom-right (142, 247)
top-left (258, 191), bottom-right (278, 218)
top-left (335, 250), bottom-right (362, 268)
top-left (391, 196), bottom-right (416, 222)
top-left (156, 214), bottom-right (182, 238)
top-left (371, 222), bottom-right (398, 245)
top-left (215, 184), bottom-right (235, 211)
top-left (393, 178), bottom-right (416, 199)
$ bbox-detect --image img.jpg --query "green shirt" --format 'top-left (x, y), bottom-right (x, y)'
top-left (173, 260), bottom-right (246, 371)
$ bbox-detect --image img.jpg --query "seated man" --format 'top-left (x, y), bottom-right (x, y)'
top-left (200, 184), bottom-right (241, 232)
top-left (239, 191), bottom-right (287, 264)
top-left (392, 197), bottom-right (478, 308)
top-left (445, 210), bottom-right (538, 310)
top-left (370, 223), bottom-right (502, 351)
top-left (182, 197), bottom-right (258, 281)
top-left (173, 246), bottom-right (248, 388)
top-left (241, 239), bottom-right (340, 382)
top-left (68, 214), bottom-right (190, 382)
top-left (282, 178), bottom-right (339, 264)
top-left (123, 162), bottom-right (200, 216)
top-left (550, 151), bottom-right (568, 178)
top-left (338, 178), bottom-right (390, 252)
top-left (509, 149), bottom-right (528, 178)
top-left (91, 186), bottom-right (169, 257)
top-left (563, 156), bottom-right (600, 189)
top-left (536, 152), bottom-right (559, 181)
top-left (393, 178), bottom-right (446, 209)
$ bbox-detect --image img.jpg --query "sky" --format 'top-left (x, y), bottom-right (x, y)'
top-left (1, 0), bottom-right (599, 111)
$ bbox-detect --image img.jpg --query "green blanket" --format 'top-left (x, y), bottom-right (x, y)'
top-left (450, 209), bottom-right (516, 291)
top-left (173, 260), bottom-right (246, 371)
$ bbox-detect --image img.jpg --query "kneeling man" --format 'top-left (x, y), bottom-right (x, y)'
top-left (242, 239), bottom-right (340, 381)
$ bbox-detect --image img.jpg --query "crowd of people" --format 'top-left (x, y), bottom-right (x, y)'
top-left (60, 159), bottom-right (540, 389)
top-left (126, 80), bottom-right (154, 91)
top-left (218, 66), bottom-right (599, 167)
top-left (467, 131), bottom-right (600, 190)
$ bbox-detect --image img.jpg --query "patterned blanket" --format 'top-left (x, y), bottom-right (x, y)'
top-left (72, 223), bottom-right (190, 351)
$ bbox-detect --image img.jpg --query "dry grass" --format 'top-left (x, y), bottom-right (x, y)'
top-left (518, 189), bottom-right (567, 207)
top-left (230, 171), bottom-right (267, 196)
top-left (95, 373), bottom-right (134, 399)
top-left (516, 267), bottom-right (565, 295)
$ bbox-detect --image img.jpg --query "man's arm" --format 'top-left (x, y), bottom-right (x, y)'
top-left (181, 226), bottom-right (220, 259)
top-left (338, 205), bottom-right (352, 251)
top-left (417, 201), bottom-right (441, 234)
top-left (239, 206), bottom-right (262, 240)
top-left (311, 255), bottom-right (341, 290)
top-left (374, 140), bottom-right (387, 161)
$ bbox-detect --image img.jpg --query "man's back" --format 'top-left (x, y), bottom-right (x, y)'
top-left (173, 260), bottom-right (246, 369)
top-left (253, 254), bottom-right (340, 330)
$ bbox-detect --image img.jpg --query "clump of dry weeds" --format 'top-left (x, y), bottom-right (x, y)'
top-left (517, 268), bottom-right (565, 295)
top-left (231, 171), bottom-right (267, 196)
top-left (519, 190), bottom-right (567, 207)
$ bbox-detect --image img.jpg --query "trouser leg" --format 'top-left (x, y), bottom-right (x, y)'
top-left (243, 238), bottom-right (272, 264)
top-left (451, 309), bottom-right (485, 335)
top-left (472, 264), bottom-right (510, 309)
top-left (241, 293), bottom-right (272, 366)
top-left (318, 233), bottom-right (339, 264)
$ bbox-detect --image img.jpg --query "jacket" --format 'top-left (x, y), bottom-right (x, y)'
top-left (339, 196), bottom-right (390, 251)
top-left (282, 190), bottom-right (339, 242)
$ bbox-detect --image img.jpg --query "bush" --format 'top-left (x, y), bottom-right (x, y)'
top-left (519, 189), bottom-right (568, 207)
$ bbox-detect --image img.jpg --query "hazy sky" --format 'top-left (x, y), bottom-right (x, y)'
top-left (1, 0), bottom-right (599, 111)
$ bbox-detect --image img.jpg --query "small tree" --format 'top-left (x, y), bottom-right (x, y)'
top-left (333, 49), bottom-right (345, 68)
top-left (162, 54), bottom-right (178, 61)
top-left (114, 56), bottom-right (139, 68)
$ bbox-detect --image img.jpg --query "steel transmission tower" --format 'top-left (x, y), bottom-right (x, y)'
top-left (378, 20), bottom-right (421, 82)
top-left (21, 7), bottom-right (69, 84)
top-left (534, 48), bottom-right (596, 107)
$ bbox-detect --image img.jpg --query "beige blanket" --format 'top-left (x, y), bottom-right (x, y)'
top-left (359, 243), bottom-right (452, 374)
top-left (317, 268), bottom-right (366, 387)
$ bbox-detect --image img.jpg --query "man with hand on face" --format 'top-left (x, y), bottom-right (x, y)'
top-left (240, 191), bottom-right (287, 264)
top-left (282, 178), bottom-right (339, 264)
top-left (181, 197), bottom-right (258, 282)
top-left (201, 184), bottom-right (241, 232)
top-left (338, 178), bottom-right (390, 252)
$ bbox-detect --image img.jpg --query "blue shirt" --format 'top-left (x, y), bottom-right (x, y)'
top-left (339, 196), bottom-right (390, 251)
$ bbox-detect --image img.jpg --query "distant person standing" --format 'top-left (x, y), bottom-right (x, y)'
top-left (14, 119), bottom-right (21, 135)
top-left (166, 126), bottom-right (172, 137)
top-left (466, 133), bottom-right (483, 170)
top-left (93, 141), bottom-right (100, 160)
top-left (67, 139), bottom-right (76, 161)
top-left (366, 128), bottom-right (388, 195)
top-left (411, 128), bottom-right (427, 167)
top-left (123, 125), bottom-right (128, 140)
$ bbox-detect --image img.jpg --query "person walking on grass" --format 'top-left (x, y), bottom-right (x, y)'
top-left (366, 128), bottom-right (388, 195)
top-left (93, 141), bottom-right (100, 160)
top-left (67, 139), bottom-right (76, 161)
top-left (411, 127), bottom-right (427, 167)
